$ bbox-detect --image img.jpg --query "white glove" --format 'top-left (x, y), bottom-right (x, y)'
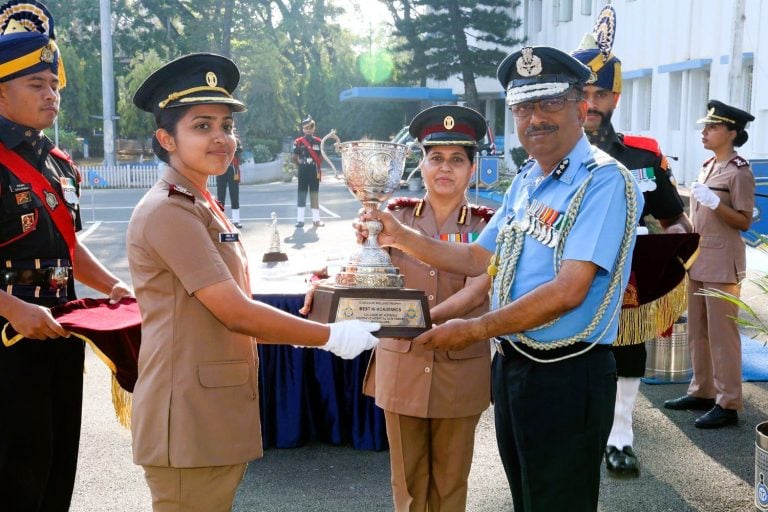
top-left (636, 226), bottom-right (649, 235)
top-left (691, 182), bottom-right (720, 210)
top-left (322, 320), bottom-right (380, 359)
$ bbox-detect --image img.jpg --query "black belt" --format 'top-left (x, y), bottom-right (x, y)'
top-left (0, 267), bottom-right (72, 289)
top-left (492, 336), bottom-right (610, 360)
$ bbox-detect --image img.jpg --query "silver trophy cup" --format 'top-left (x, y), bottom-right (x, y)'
top-left (320, 131), bottom-right (424, 288)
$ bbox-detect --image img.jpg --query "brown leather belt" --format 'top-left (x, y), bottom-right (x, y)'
top-left (0, 267), bottom-right (71, 289)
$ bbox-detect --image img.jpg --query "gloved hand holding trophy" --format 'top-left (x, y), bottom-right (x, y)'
top-left (306, 130), bottom-right (432, 337)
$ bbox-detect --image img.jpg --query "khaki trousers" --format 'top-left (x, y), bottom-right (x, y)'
top-left (143, 463), bottom-right (247, 512)
top-left (384, 410), bottom-right (481, 512)
top-left (687, 279), bottom-right (743, 410)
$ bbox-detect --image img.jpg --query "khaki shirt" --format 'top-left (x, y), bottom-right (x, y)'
top-left (689, 154), bottom-right (755, 284)
top-left (126, 167), bottom-right (262, 467)
top-left (364, 198), bottom-right (491, 418)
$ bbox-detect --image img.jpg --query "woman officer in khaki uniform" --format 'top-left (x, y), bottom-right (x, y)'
top-left (127, 53), bottom-right (379, 512)
top-left (665, 100), bottom-right (755, 429)
top-left (363, 105), bottom-right (493, 512)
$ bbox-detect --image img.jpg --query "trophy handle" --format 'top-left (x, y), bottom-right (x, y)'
top-left (320, 130), bottom-right (343, 179)
top-left (405, 141), bottom-right (426, 183)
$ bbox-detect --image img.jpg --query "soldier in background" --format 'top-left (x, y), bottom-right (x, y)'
top-left (572, 5), bottom-right (691, 477)
top-left (292, 116), bottom-right (324, 228)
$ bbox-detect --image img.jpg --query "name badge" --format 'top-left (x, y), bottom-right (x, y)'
top-left (219, 232), bottom-right (240, 243)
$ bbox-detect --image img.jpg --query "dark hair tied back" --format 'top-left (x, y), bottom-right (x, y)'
top-left (734, 129), bottom-right (748, 147)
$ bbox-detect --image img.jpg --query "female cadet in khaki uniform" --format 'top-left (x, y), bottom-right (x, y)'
top-left (665, 100), bottom-right (755, 429)
top-left (362, 105), bottom-right (492, 512)
top-left (126, 53), bottom-right (379, 512)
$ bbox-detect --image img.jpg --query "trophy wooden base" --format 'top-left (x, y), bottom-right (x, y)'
top-left (308, 284), bottom-right (431, 338)
top-left (262, 252), bottom-right (288, 262)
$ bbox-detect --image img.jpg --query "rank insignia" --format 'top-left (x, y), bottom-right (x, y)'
top-left (168, 184), bottom-right (196, 202)
top-left (44, 190), bottom-right (59, 210)
top-left (15, 190), bottom-right (31, 205)
top-left (21, 213), bottom-right (35, 232)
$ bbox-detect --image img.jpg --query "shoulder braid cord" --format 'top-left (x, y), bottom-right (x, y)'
top-left (491, 157), bottom-right (638, 363)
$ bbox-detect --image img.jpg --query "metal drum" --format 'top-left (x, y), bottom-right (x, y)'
top-left (756, 422), bottom-right (768, 511)
top-left (644, 317), bottom-right (692, 383)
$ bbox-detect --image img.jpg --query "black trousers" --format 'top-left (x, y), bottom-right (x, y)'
top-left (492, 344), bottom-right (616, 512)
top-left (216, 165), bottom-right (240, 209)
top-left (0, 337), bottom-right (85, 512)
top-left (296, 165), bottom-right (320, 208)
top-left (612, 341), bottom-right (647, 377)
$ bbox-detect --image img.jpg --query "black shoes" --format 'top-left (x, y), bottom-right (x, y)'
top-left (233, 222), bottom-right (242, 229)
top-left (295, 221), bottom-right (304, 228)
top-left (695, 405), bottom-right (738, 429)
top-left (605, 445), bottom-right (640, 477)
top-left (313, 220), bottom-right (325, 227)
top-left (663, 395), bottom-right (716, 411)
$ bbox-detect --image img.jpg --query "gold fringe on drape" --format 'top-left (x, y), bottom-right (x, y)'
top-left (615, 278), bottom-right (688, 346)
top-left (111, 375), bottom-right (132, 428)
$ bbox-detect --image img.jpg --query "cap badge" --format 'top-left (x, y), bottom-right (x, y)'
top-left (586, 71), bottom-right (598, 85)
top-left (40, 44), bottom-right (54, 64)
top-left (443, 115), bottom-right (455, 130)
top-left (206, 72), bottom-right (218, 87)
top-left (516, 47), bottom-right (542, 78)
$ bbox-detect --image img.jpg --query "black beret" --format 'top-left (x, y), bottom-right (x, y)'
top-left (133, 53), bottom-right (245, 114)
top-left (408, 105), bottom-right (486, 147)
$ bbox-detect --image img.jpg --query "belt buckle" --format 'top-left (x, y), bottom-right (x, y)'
top-left (492, 337), bottom-right (506, 357)
top-left (47, 267), bottom-right (69, 289)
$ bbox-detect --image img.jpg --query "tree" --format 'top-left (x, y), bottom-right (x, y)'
top-left (382, 0), bottom-right (524, 109)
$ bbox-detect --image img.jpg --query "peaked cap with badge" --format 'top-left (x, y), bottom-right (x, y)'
top-left (408, 105), bottom-right (487, 147)
top-left (697, 99), bottom-right (754, 129)
top-left (0, 0), bottom-right (66, 87)
top-left (133, 52), bottom-right (246, 114)
top-left (571, 5), bottom-right (621, 93)
top-left (497, 46), bottom-right (591, 106)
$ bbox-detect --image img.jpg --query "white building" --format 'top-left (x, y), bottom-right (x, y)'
top-left (430, 0), bottom-right (768, 184)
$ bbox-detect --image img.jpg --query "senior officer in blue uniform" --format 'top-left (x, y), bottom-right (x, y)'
top-left (361, 45), bottom-right (643, 511)
top-left (0, 2), bottom-right (132, 510)
top-left (571, 5), bottom-right (692, 477)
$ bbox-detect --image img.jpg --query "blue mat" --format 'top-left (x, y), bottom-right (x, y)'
top-left (642, 334), bottom-right (768, 384)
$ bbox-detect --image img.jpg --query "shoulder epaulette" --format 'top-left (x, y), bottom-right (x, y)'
top-left (168, 184), bottom-right (195, 203)
top-left (49, 147), bottom-right (82, 183)
top-left (388, 197), bottom-right (424, 216)
top-left (730, 156), bottom-right (749, 168)
top-left (585, 149), bottom-right (617, 172)
top-left (622, 134), bottom-right (662, 157)
top-left (469, 204), bottom-right (495, 223)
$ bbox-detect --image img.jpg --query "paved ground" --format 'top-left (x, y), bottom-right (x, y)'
top-left (68, 177), bottom-right (768, 511)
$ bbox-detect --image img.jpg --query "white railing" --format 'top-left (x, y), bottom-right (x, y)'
top-left (80, 164), bottom-right (219, 189)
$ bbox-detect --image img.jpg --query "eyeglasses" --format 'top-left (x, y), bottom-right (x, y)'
top-left (509, 96), bottom-right (581, 118)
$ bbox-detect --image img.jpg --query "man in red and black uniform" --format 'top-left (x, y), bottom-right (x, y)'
top-left (0, 2), bottom-right (131, 510)
top-left (572, 5), bottom-right (692, 478)
top-left (292, 116), bottom-right (324, 228)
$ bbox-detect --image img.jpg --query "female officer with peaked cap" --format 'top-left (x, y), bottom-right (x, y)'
top-left (362, 104), bottom-right (493, 511)
top-left (127, 52), bottom-right (379, 512)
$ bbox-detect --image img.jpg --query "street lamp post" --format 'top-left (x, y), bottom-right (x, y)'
top-left (99, 0), bottom-right (116, 167)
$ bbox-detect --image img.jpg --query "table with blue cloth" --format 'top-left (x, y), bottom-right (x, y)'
top-left (254, 293), bottom-right (388, 451)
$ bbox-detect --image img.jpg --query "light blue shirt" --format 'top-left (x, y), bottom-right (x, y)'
top-left (476, 135), bottom-right (644, 345)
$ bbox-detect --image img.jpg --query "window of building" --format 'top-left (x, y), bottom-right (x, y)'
top-left (526, 0), bottom-right (542, 35)
top-left (743, 63), bottom-right (754, 113)
top-left (637, 76), bottom-right (652, 131)
top-left (558, 0), bottom-right (573, 22)
top-left (580, 0), bottom-right (591, 16)
top-left (619, 81), bottom-right (633, 131)
top-left (668, 72), bottom-right (682, 130)
top-left (687, 69), bottom-right (710, 127)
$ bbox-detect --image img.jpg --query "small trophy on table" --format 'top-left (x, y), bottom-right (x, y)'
top-left (307, 131), bottom-right (430, 337)
top-left (262, 212), bottom-right (288, 263)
